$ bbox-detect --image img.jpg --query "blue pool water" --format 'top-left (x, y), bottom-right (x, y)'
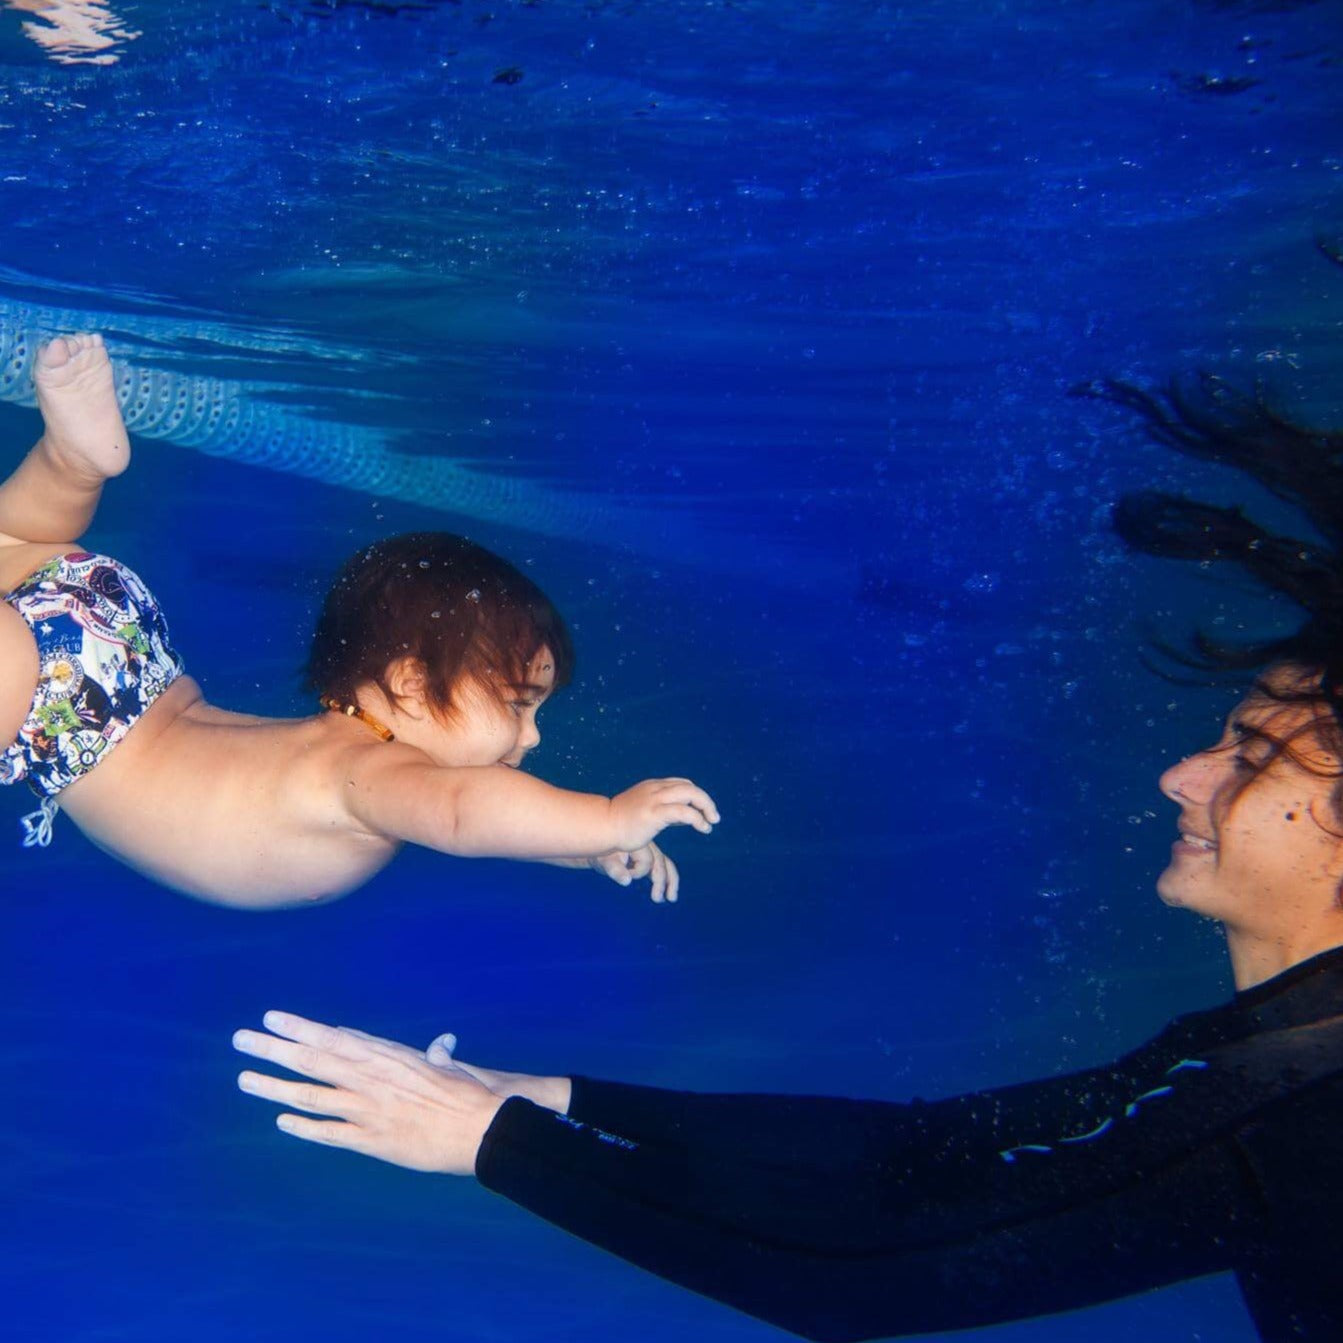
top-left (1, 1), bottom-right (1340, 1338)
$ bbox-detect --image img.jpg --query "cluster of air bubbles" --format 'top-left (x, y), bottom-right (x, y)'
top-left (1032, 892), bottom-right (1070, 966)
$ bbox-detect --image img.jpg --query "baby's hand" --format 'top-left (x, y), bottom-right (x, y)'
top-left (590, 842), bottom-right (681, 903)
top-left (609, 777), bottom-right (719, 851)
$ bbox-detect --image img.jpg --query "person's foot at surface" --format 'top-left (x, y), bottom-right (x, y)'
top-left (34, 332), bottom-right (129, 480)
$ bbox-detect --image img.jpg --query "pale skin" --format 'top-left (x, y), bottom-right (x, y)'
top-left (234, 668), bottom-right (1343, 1173)
top-left (1156, 665), bottom-right (1343, 988)
top-left (1, 335), bottom-right (719, 907)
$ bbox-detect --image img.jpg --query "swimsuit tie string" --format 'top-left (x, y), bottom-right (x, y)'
top-left (20, 796), bottom-right (58, 848)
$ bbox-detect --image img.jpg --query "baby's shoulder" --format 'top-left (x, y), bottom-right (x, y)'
top-left (301, 718), bottom-right (429, 782)
top-left (291, 727), bottom-right (429, 839)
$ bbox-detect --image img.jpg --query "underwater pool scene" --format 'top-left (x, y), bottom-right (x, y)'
top-left (2, 0), bottom-right (1342, 1338)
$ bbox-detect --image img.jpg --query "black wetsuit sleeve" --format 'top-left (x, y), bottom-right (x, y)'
top-left (563, 1071), bottom-right (1110, 1174)
top-left (476, 1059), bottom-right (1266, 1342)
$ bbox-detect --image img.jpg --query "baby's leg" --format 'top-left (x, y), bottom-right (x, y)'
top-left (0, 334), bottom-right (129, 544)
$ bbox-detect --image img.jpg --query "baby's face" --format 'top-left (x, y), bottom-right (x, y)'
top-left (432, 646), bottom-right (556, 769)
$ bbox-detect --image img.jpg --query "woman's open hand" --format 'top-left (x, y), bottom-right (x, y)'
top-left (233, 1010), bottom-right (502, 1174)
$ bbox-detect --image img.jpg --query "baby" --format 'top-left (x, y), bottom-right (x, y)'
top-left (0, 334), bottom-right (718, 907)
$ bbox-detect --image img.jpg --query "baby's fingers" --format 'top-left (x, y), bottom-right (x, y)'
top-left (648, 848), bottom-right (680, 904)
top-left (665, 800), bottom-right (716, 834)
top-left (654, 780), bottom-right (719, 830)
top-left (683, 782), bottom-right (720, 826)
top-left (664, 852), bottom-right (680, 903)
top-left (623, 847), bottom-right (654, 881)
top-left (592, 852), bottom-right (634, 887)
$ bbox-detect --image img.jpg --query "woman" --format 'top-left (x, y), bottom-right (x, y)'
top-left (233, 379), bottom-right (1343, 1342)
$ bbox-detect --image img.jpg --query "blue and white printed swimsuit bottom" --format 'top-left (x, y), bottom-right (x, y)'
top-left (1, 551), bottom-right (184, 845)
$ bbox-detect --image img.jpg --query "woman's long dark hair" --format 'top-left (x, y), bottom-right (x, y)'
top-left (1078, 375), bottom-right (1343, 693)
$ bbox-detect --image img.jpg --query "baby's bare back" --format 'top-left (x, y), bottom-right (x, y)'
top-left (59, 681), bottom-right (400, 906)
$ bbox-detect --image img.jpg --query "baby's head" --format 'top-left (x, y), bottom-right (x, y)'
top-left (305, 532), bottom-right (574, 727)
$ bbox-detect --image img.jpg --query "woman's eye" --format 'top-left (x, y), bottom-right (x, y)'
top-left (1231, 741), bottom-right (1275, 774)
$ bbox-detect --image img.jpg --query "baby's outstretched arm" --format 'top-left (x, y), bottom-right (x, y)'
top-left (0, 334), bottom-right (129, 546)
top-left (343, 752), bottom-right (718, 865)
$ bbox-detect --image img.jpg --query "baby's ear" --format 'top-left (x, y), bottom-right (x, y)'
top-left (385, 656), bottom-right (429, 704)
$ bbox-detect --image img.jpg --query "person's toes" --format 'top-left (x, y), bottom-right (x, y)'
top-left (36, 337), bottom-right (71, 370)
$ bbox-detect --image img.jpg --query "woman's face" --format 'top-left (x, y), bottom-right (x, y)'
top-left (1158, 672), bottom-right (1343, 936)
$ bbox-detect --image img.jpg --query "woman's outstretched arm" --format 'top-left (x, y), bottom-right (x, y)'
top-left (233, 1012), bottom-right (1258, 1342)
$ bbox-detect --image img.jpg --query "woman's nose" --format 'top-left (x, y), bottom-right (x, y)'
top-left (520, 720), bottom-right (541, 751)
top-left (1160, 752), bottom-right (1212, 805)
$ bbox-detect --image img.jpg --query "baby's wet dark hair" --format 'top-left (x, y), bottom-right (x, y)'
top-left (305, 532), bottom-right (574, 721)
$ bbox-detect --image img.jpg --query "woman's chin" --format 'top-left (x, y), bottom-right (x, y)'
top-left (1155, 872), bottom-right (1187, 909)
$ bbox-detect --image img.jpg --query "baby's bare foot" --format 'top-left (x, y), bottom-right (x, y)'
top-left (34, 333), bottom-right (130, 481)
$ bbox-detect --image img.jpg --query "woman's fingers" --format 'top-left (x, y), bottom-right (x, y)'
top-left (336, 1025), bottom-right (436, 1069)
top-left (234, 1014), bottom-right (402, 1095)
top-left (274, 1113), bottom-right (376, 1157)
top-left (238, 1011), bottom-right (442, 1076)
top-left (237, 1069), bottom-right (357, 1120)
top-left (426, 1032), bottom-right (458, 1062)
top-left (234, 1012), bottom-right (499, 1174)
top-left (258, 1009), bottom-right (345, 1049)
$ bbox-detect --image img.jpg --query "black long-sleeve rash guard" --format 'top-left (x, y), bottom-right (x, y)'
top-left (476, 947), bottom-right (1343, 1342)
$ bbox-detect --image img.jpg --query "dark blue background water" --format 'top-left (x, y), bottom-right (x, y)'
top-left (2, 1), bottom-right (1341, 1338)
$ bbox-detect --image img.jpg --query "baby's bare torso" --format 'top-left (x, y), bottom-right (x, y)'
top-left (1, 541), bottom-right (400, 906)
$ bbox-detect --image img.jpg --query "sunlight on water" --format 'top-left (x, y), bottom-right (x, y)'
top-left (3, 0), bottom-right (138, 66)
